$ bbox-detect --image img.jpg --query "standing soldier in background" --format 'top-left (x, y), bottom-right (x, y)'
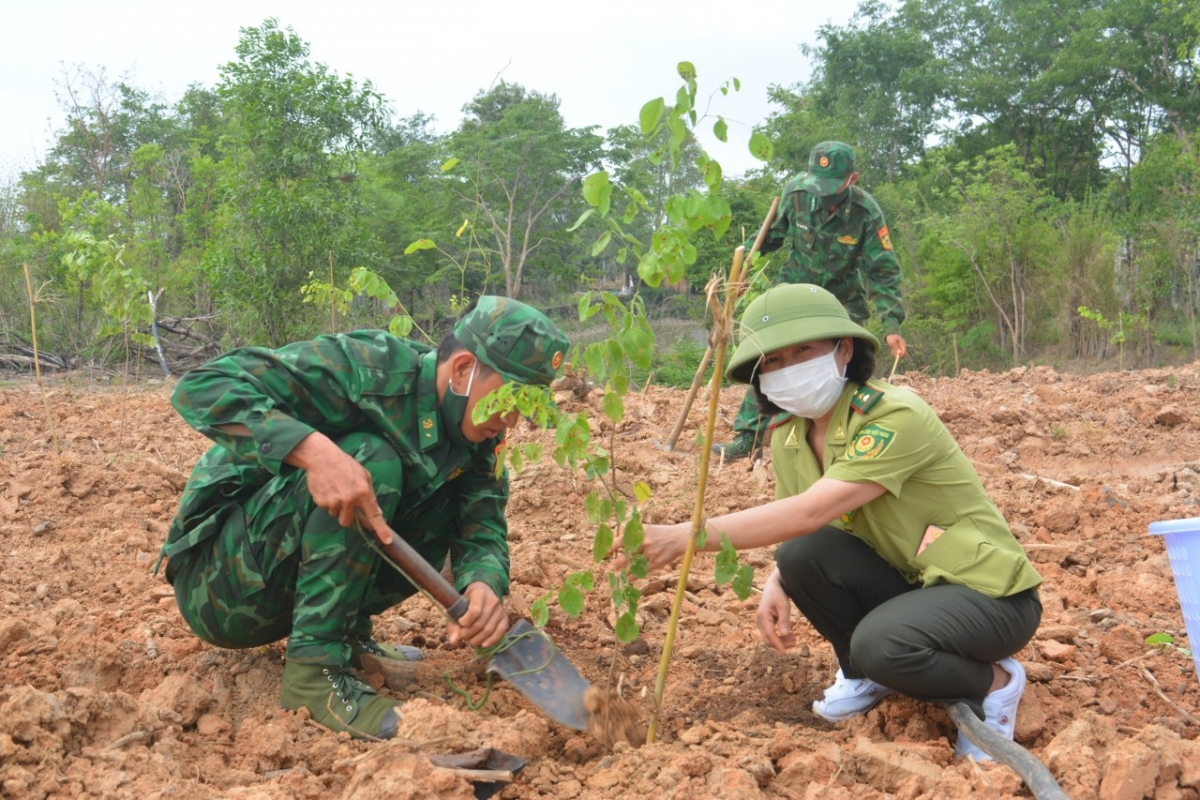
top-left (714, 141), bottom-right (909, 461)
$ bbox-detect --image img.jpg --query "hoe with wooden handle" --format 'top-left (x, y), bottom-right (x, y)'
top-left (360, 512), bottom-right (591, 730)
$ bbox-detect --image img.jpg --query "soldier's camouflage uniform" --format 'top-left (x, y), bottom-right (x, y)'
top-left (732, 174), bottom-right (906, 441)
top-left (160, 331), bottom-right (518, 668)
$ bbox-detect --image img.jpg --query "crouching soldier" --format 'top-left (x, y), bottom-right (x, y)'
top-left (157, 297), bottom-right (568, 739)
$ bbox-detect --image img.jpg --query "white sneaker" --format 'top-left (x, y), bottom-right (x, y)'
top-left (955, 657), bottom-right (1026, 761)
top-left (812, 668), bottom-right (894, 722)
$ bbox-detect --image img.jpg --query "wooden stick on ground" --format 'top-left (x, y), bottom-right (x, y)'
top-left (22, 263), bottom-right (60, 456)
top-left (662, 344), bottom-right (713, 450)
top-left (440, 768), bottom-right (514, 784)
top-left (1139, 666), bottom-right (1200, 726)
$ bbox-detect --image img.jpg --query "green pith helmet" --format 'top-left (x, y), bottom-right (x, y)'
top-left (726, 284), bottom-right (879, 384)
top-left (454, 296), bottom-right (570, 386)
top-left (800, 141), bottom-right (856, 196)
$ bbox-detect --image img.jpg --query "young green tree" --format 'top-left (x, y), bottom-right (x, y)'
top-left (932, 145), bottom-right (1059, 362)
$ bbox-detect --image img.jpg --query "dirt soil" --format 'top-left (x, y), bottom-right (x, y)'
top-left (4, 363), bottom-right (1200, 799)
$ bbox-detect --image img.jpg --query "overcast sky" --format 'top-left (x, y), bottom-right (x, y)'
top-left (0, 0), bottom-right (858, 181)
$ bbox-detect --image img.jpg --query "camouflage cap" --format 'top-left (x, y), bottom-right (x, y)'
top-left (799, 141), bottom-right (856, 196)
top-left (454, 296), bottom-right (569, 386)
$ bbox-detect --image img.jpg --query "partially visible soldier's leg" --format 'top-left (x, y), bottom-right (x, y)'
top-left (713, 388), bottom-right (766, 460)
top-left (279, 430), bottom-right (407, 738)
top-left (168, 464), bottom-right (331, 650)
top-left (285, 431), bottom-right (403, 666)
top-left (172, 431), bottom-right (404, 657)
top-left (732, 389), bottom-right (767, 440)
top-left (171, 430), bottom-right (407, 738)
top-left (347, 488), bottom-right (458, 666)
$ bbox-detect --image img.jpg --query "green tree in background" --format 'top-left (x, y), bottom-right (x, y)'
top-left (927, 145), bottom-right (1059, 362)
top-left (206, 18), bottom-right (388, 345)
top-left (449, 82), bottom-right (603, 300)
top-left (360, 114), bottom-right (465, 323)
top-left (16, 70), bottom-right (186, 352)
top-left (766, 0), bottom-right (944, 184)
top-left (1127, 133), bottom-right (1200, 357)
top-left (3, 8), bottom-right (1198, 375)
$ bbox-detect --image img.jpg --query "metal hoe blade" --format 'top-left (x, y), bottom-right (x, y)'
top-left (486, 619), bottom-right (591, 730)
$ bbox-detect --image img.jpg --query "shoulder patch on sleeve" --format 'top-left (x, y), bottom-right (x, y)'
top-left (846, 423), bottom-right (896, 460)
top-left (850, 386), bottom-right (883, 414)
top-left (878, 226), bottom-right (893, 251)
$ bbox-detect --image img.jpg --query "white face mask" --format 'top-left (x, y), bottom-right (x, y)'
top-left (758, 343), bottom-right (847, 419)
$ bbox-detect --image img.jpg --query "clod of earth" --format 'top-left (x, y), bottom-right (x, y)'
top-left (584, 685), bottom-right (646, 749)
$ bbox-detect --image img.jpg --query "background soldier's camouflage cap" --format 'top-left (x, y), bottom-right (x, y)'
top-left (800, 141), bottom-right (857, 196)
top-left (455, 296), bottom-right (570, 386)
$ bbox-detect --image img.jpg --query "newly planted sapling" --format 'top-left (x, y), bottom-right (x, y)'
top-left (568, 61), bottom-right (774, 742)
top-left (472, 61), bottom-right (775, 744)
top-left (1078, 305), bottom-right (1148, 371)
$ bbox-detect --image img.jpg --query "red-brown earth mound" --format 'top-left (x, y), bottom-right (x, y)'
top-left (3, 363), bottom-right (1200, 799)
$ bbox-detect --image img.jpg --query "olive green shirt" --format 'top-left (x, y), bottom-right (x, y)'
top-left (770, 380), bottom-right (1042, 598)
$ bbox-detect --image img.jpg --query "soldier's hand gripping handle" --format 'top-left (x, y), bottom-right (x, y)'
top-left (284, 431), bottom-right (391, 540)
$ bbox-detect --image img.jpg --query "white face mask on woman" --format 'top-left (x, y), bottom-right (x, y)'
top-left (758, 342), bottom-right (847, 419)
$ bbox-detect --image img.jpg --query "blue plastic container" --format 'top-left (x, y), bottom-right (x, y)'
top-left (1149, 517), bottom-right (1200, 678)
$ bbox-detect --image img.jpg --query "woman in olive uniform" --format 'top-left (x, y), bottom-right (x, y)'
top-left (637, 283), bottom-right (1043, 760)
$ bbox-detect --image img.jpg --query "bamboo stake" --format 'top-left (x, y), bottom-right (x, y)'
top-left (647, 242), bottom-right (750, 744)
top-left (661, 197), bottom-right (780, 451)
top-left (662, 344), bottom-right (713, 449)
top-left (22, 263), bottom-right (61, 456)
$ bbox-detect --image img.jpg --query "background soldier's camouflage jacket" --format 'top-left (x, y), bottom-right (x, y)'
top-left (162, 330), bottom-right (511, 597)
top-left (750, 174), bottom-right (906, 335)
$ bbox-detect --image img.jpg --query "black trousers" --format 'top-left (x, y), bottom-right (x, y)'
top-left (776, 526), bottom-right (1042, 718)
